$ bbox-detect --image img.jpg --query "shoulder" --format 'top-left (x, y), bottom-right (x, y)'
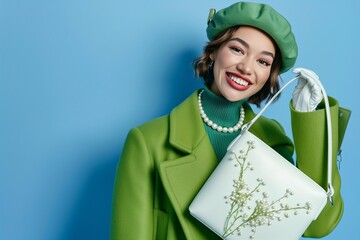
top-left (244, 103), bottom-right (294, 162)
top-left (244, 102), bottom-right (291, 146)
top-left (138, 115), bottom-right (169, 133)
top-left (123, 115), bottom-right (170, 151)
top-left (129, 90), bottom-right (200, 142)
top-left (255, 116), bottom-right (289, 144)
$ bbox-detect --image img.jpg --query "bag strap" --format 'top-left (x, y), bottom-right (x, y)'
top-left (228, 76), bottom-right (334, 205)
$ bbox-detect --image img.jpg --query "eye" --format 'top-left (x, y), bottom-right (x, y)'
top-left (257, 59), bottom-right (271, 67)
top-left (229, 46), bottom-right (244, 55)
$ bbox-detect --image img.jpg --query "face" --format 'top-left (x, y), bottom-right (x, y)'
top-left (210, 26), bottom-right (276, 102)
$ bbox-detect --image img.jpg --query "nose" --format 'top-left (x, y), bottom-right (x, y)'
top-left (236, 57), bottom-right (253, 75)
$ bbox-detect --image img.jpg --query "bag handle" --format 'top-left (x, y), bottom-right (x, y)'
top-left (228, 76), bottom-right (334, 205)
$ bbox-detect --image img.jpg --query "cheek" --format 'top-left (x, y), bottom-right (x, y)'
top-left (252, 71), bottom-right (271, 93)
top-left (213, 55), bottom-right (227, 79)
top-left (216, 51), bottom-right (234, 68)
top-left (258, 70), bottom-right (271, 85)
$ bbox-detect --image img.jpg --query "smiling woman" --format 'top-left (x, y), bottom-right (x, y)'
top-left (209, 26), bottom-right (276, 102)
top-left (110, 2), bottom-right (350, 240)
top-left (194, 25), bottom-right (283, 108)
top-left (0, 1), bottom-right (357, 240)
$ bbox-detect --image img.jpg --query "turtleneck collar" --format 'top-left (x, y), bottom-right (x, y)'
top-left (201, 87), bottom-right (247, 127)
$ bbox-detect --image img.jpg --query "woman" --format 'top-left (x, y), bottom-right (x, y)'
top-left (110, 2), bottom-right (347, 239)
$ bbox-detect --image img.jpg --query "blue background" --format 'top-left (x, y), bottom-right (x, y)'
top-left (0, 0), bottom-right (359, 239)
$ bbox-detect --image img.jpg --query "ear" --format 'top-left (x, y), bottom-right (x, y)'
top-left (210, 52), bottom-right (215, 61)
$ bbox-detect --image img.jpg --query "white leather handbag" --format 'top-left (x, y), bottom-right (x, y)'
top-left (189, 77), bottom-right (334, 240)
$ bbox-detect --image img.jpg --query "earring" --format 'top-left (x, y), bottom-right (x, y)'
top-left (208, 60), bottom-right (214, 69)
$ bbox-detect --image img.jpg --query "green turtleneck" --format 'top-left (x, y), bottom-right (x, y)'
top-left (201, 87), bottom-right (246, 160)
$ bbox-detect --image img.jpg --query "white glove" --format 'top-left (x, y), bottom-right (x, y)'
top-left (292, 68), bottom-right (323, 112)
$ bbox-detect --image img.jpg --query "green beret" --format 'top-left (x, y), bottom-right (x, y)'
top-left (207, 2), bottom-right (298, 73)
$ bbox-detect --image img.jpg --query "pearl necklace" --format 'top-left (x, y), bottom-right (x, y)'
top-left (198, 90), bottom-right (245, 133)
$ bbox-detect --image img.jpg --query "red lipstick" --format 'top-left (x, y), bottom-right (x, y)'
top-left (226, 72), bottom-right (252, 91)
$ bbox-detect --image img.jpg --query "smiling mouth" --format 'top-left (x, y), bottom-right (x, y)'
top-left (228, 73), bottom-right (250, 86)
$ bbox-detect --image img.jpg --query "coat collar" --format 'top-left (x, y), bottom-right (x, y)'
top-left (159, 90), bottom-right (220, 239)
top-left (168, 89), bottom-right (206, 154)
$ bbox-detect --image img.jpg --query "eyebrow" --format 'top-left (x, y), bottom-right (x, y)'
top-left (229, 37), bottom-right (275, 59)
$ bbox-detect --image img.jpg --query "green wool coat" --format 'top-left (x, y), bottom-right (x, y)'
top-left (111, 90), bottom-right (348, 240)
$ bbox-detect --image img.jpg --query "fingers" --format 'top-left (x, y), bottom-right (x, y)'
top-left (293, 67), bottom-right (320, 87)
top-left (292, 67), bottom-right (324, 111)
top-left (292, 67), bottom-right (302, 74)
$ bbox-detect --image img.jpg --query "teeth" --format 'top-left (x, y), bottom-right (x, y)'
top-left (229, 75), bottom-right (249, 86)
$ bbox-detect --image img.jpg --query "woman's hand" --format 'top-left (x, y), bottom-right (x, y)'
top-left (292, 68), bottom-right (323, 112)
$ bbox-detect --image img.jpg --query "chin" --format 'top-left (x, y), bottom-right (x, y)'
top-left (224, 94), bottom-right (244, 102)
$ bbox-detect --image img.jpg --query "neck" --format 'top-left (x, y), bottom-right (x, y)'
top-left (201, 87), bottom-right (246, 126)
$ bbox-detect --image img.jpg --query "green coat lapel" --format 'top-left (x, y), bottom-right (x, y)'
top-left (158, 90), bottom-right (220, 239)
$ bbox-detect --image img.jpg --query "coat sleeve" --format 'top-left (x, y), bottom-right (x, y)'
top-left (110, 128), bottom-right (155, 240)
top-left (291, 96), bottom-right (344, 238)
